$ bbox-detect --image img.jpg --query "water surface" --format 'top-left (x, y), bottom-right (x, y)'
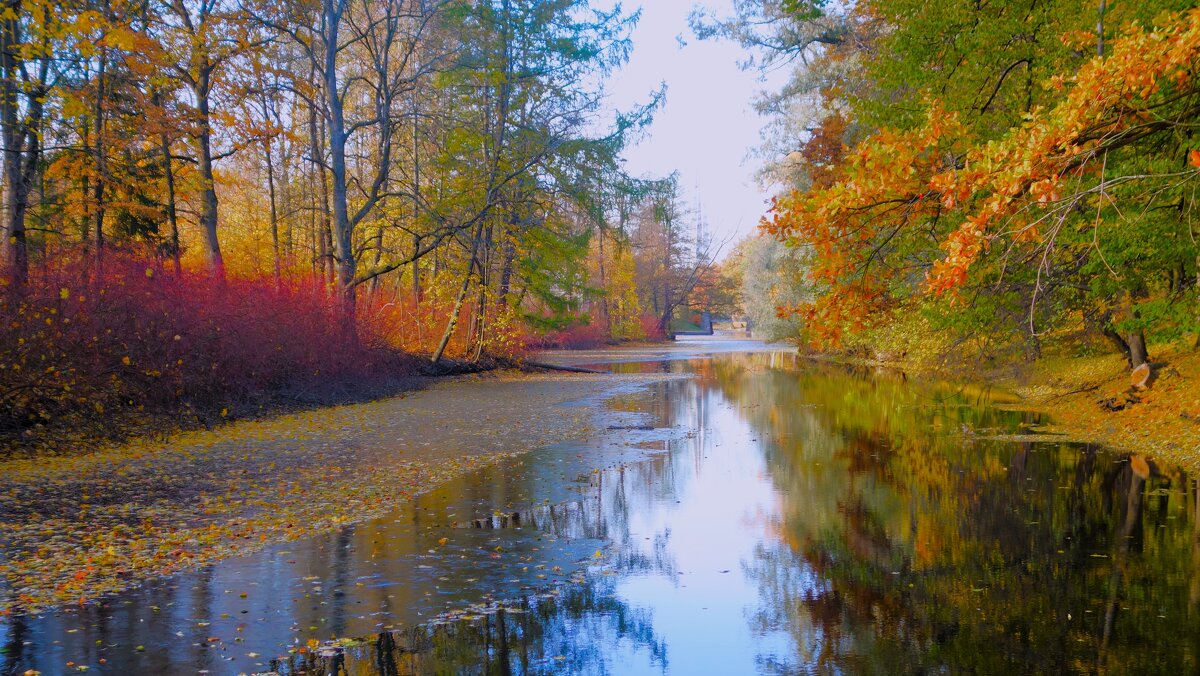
top-left (4, 348), bottom-right (1199, 674)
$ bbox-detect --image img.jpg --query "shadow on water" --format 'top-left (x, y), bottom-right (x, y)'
top-left (5, 348), bottom-right (1200, 674)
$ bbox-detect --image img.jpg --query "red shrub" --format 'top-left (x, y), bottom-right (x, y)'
top-left (529, 321), bottom-right (608, 350)
top-left (639, 313), bottom-right (667, 342)
top-left (0, 252), bottom-right (415, 451)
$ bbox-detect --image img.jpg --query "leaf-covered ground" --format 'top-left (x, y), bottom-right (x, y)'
top-left (1003, 345), bottom-right (1200, 472)
top-left (0, 371), bottom-right (638, 614)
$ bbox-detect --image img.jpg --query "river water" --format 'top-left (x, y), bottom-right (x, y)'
top-left (4, 345), bottom-right (1200, 674)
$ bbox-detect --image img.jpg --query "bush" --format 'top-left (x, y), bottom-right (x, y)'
top-left (0, 253), bottom-right (419, 453)
top-left (639, 313), bottom-right (667, 342)
top-left (528, 321), bottom-right (608, 350)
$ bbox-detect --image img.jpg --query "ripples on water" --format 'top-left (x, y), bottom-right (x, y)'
top-left (4, 350), bottom-right (1199, 674)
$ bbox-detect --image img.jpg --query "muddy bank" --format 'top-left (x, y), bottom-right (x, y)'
top-left (998, 348), bottom-right (1200, 472)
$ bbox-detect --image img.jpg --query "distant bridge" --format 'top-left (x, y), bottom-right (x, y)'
top-left (671, 312), bottom-right (713, 338)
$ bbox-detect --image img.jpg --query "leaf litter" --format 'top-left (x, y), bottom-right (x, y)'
top-left (0, 371), bottom-right (669, 614)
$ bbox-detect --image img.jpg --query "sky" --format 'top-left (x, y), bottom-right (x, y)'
top-left (601, 0), bottom-right (789, 253)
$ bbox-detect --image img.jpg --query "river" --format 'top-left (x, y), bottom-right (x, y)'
top-left (3, 342), bottom-right (1199, 674)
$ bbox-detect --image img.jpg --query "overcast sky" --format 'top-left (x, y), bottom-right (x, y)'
top-left (602, 0), bottom-right (788, 252)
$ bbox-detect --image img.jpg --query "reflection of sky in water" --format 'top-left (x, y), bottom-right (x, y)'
top-left (607, 397), bottom-right (798, 674)
top-left (4, 349), bottom-right (1200, 675)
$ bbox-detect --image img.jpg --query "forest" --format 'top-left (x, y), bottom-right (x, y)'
top-left (0, 0), bottom-right (725, 451)
top-left (4, 0), bottom-right (1200, 450)
top-left (5, 2), bottom-right (1200, 671)
top-left (719, 0), bottom-right (1200, 371)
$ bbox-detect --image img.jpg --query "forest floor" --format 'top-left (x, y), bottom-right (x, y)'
top-left (0, 369), bottom-right (673, 614)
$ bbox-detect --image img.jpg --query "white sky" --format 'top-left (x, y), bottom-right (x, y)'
top-left (602, 0), bottom-right (789, 253)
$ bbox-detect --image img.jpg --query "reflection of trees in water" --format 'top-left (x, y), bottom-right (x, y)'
top-left (276, 579), bottom-right (666, 675)
top-left (0, 378), bottom-right (692, 676)
top-left (706, 354), bottom-right (1200, 673)
top-left (266, 381), bottom-right (705, 675)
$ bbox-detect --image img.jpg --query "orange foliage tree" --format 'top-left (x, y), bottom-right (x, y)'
top-left (767, 8), bottom-right (1200, 363)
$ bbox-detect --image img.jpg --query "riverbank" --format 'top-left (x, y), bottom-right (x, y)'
top-left (0, 257), bottom-right (550, 459)
top-left (997, 346), bottom-right (1200, 471)
top-left (0, 369), bottom-right (675, 614)
top-left (1, 353), bottom-right (529, 458)
top-left (811, 342), bottom-right (1200, 471)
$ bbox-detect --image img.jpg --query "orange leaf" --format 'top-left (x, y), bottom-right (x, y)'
top-left (1190, 148), bottom-right (1200, 168)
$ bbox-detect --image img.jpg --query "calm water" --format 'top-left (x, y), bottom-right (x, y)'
top-left (4, 349), bottom-right (1200, 674)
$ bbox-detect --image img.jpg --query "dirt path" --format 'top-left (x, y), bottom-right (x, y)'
top-left (0, 370), bottom-right (670, 613)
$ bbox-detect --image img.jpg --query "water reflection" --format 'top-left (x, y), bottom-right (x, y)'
top-left (5, 350), bottom-right (1200, 674)
top-left (718, 355), bottom-right (1200, 674)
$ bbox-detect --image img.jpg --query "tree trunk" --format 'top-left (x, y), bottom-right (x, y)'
top-left (279, 125), bottom-right (293, 262)
top-left (323, 0), bottom-right (357, 327)
top-left (317, 116), bottom-right (334, 287)
top-left (1, 161), bottom-right (29, 287)
top-left (1101, 326), bottom-right (1131, 360)
top-left (433, 262), bottom-right (475, 365)
top-left (596, 228), bottom-right (610, 336)
top-left (192, 69), bottom-right (223, 275)
top-left (81, 116), bottom-right (90, 244)
top-left (1124, 330), bottom-right (1149, 368)
top-left (307, 168), bottom-right (318, 277)
top-left (91, 48), bottom-right (107, 260)
top-left (157, 112), bottom-right (182, 276)
top-left (432, 224), bottom-right (483, 364)
top-left (0, 0), bottom-right (37, 288)
top-left (411, 88), bottom-right (422, 301)
top-left (307, 95), bottom-right (334, 286)
top-left (470, 226), bottom-right (492, 361)
top-left (658, 287), bottom-right (673, 335)
top-left (1112, 292), bottom-right (1150, 368)
top-left (498, 235), bottom-right (515, 307)
top-left (411, 233), bottom-right (422, 300)
top-left (369, 215), bottom-right (385, 295)
top-left (264, 129), bottom-right (281, 285)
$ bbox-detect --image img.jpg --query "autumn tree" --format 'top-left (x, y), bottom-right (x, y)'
top-left (766, 7), bottom-right (1200, 366)
top-left (627, 177), bottom-right (719, 334)
top-left (152, 0), bottom-right (267, 274)
top-left (0, 0), bottom-right (66, 286)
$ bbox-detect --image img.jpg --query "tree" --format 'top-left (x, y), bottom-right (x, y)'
top-left (153, 0), bottom-right (264, 274)
top-left (766, 8), bottom-right (1200, 366)
top-left (258, 0), bottom-right (447, 321)
top-left (0, 0), bottom-right (62, 286)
